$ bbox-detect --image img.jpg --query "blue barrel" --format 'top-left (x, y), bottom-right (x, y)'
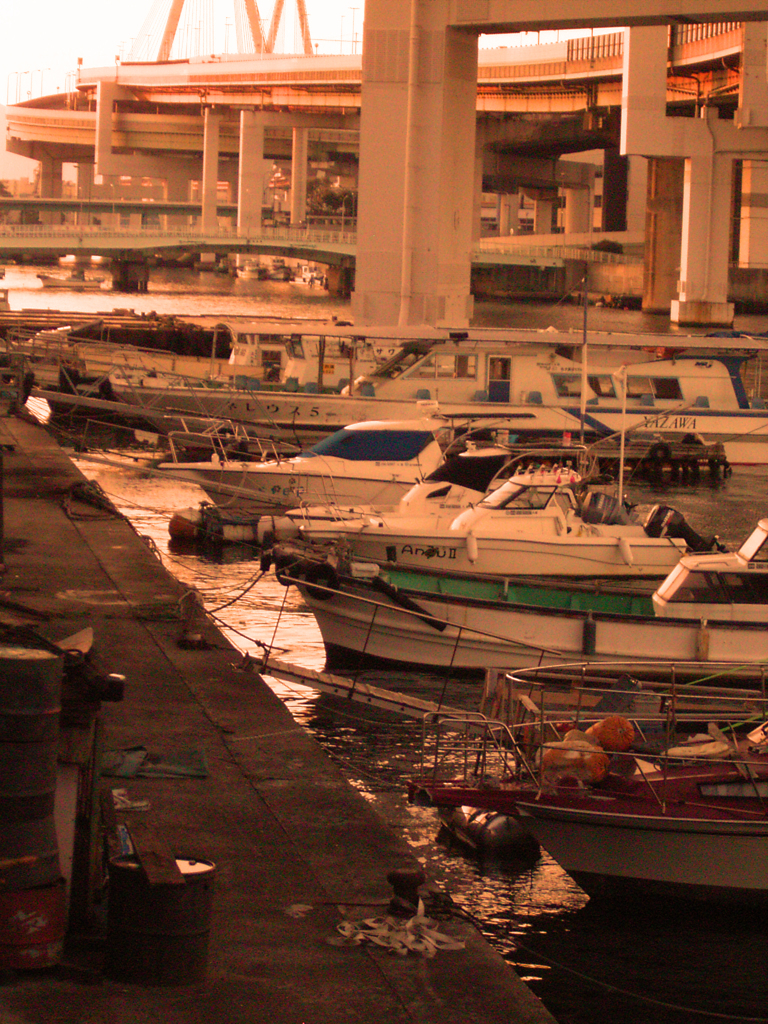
top-left (0, 645), bottom-right (63, 891)
top-left (105, 857), bottom-right (216, 985)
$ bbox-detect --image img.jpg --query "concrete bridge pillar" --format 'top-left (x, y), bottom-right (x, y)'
top-left (739, 160), bottom-right (768, 268)
top-left (39, 154), bottom-right (63, 225)
top-left (112, 256), bottom-right (150, 293)
top-left (562, 185), bottom-right (591, 235)
top-left (672, 127), bottom-right (734, 326)
top-left (238, 110), bottom-right (265, 235)
top-left (353, 0), bottom-right (478, 327)
top-left (202, 108), bottom-right (222, 233)
top-left (643, 157), bottom-right (685, 314)
top-left (498, 194), bottom-right (519, 236)
top-left (164, 161), bottom-right (195, 230)
top-left (290, 127), bottom-right (309, 226)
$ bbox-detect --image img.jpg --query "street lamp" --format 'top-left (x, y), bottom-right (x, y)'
top-left (350, 8), bottom-right (359, 54)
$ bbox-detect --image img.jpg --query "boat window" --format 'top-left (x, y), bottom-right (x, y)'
top-left (665, 571), bottom-right (730, 603)
top-left (551, 373), bottom-right (583, 397)
top-left (286, 338), bottom-right (305, 359)
top-left (480, 482), bottom-right (555, 510)
top-left (413, 355), bottom-right (436, 378)
top-left (589, 374), bottom-right (616, 398)
top-left (488, 357), bottom-right (510, 381)
top-left (720, 572), bottom-right (768, 603)
top-left (627, 375), bottom-right (683, 400)
top-left (303, 428), bottom-right (435, 462)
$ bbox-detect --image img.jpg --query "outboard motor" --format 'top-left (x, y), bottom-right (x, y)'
top-left (644, 504), bottom-right (723, 552)
top-left (580, 491), bottom-right (630, 526)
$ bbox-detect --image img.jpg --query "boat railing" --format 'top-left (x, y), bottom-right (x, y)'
top-left (415, 676), bottom-right (768, 798)
top-left (166, 419), bottom-right (300, 464)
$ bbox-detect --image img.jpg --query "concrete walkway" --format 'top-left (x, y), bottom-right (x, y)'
top-left (0, 413), bottom-right (557, 1024)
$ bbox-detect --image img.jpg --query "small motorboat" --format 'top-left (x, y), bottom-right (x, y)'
top-left (37, 269), bottom-right (106, 291)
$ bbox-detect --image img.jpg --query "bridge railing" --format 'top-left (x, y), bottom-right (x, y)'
top-left (476, 239), bottom-right (643, 265)
top-left (0, 223), bottom-right (358, 246)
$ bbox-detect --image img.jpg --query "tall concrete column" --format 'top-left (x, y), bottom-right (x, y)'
top-left (602, 151), bottom-right (629, 232)
top-left (202, 108), bottom-right (222, 233)
top-left (290, 126), bottom-right (309, 226)
top-left (739, 160), bottom-right (768, 268)
top-left (532, 196), bottom-right (555, 234)
top-left (563, 186), bottom-right (591, 234)
top-left (643, 157), bottom-right (685, 314)
top-left (498, 194), bottom-right (519, 236)
top-left (38, 154), bottom-right (63, 225)
top-left (354, 0), bottom-right (479, 327)
top-left (673, 122), bottom-right (734, 325)
top-left (238, 110), bottom-right (265, 235)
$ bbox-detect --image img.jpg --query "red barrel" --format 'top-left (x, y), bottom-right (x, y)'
top-left (0, 881), bottom-right (66, 970)
top-left (105, 857), bottom-right (216, 985)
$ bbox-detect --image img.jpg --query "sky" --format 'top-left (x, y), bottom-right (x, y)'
top-left (0, 0), bottom-right (577, 176)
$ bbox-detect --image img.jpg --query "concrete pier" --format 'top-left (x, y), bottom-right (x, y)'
top-left (0, 412), bottom-right (557, 1024)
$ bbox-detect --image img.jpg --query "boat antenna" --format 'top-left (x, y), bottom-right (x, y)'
top-left (580, 260), bottom-right (588, 445)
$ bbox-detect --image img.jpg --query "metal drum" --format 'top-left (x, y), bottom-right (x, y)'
top-left (0, 880), bottom-right (66, 970)
top-left (105, 857), bottom-right (216, 985)
top-left (0, 645), bottom-right (63, 891)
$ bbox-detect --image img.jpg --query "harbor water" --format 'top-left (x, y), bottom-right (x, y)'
top-left (12, 263), bottom-right (768, 1024)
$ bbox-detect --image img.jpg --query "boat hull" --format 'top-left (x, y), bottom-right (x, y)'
top-left (296, 571), bottom-right (768, 680)
top-left (516, 802), bottom-right (768, 903)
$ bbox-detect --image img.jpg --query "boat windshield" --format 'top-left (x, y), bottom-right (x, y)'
top-left (300, 428), bottom-right (435, 462)
top-left (479, 481), bottom-right (555, 510)
top-left (663, 569), bottom-right (768, 604)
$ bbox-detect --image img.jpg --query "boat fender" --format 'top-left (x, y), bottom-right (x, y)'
top-left (582, 613), bottom-right (597, 655)
top-left (618, 537), bottom-right (633, 566)
top-left (301, 562), bottom-right (339, 601)
top-left (466, 532), bottom-right (479, 563)
top-left (169, 509), bottom-right (202, 540)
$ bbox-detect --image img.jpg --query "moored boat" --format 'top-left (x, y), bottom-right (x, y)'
top-left (408, 679), bottom-right (768, 903)
top-left (105, 322), bottom-right (768, 459)
top-left (160, 416), bottom-right (455, 515)
top-left (265, 519), bottom-right (768, 683)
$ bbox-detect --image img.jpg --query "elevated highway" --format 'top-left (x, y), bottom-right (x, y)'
top-left (4, 9), bottom-right (767, 325)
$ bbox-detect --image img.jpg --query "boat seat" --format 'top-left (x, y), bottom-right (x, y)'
top-left (472, 389), bottom-right (489, 402)
top-left (693, 395), bottom-right (710, 408)
top-left (285, 377), bottom-right (300, 392)
top-left (336, 378), bottom-right (349, 393)
top-left (527, 391), bottom-right (543, 404)
top-left (303, 381), bottom-right (319, 393)
top-left (359, 382), bottom-right (375, 396)
top-left (752, 397), bottom-right (767, 409)
top-left (639, 393), bottom-right (655, 406)
top-left (416, 388), bottom-right (431, 400)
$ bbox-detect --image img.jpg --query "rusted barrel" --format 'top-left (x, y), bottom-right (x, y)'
top-left (0, 880), bottom-right (66, 970)
top-left (105, 857), bottom-right (216, 985)
top-left (0, 645), bottom-right (63, 892)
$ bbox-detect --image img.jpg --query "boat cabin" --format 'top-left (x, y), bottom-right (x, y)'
top-left (653, 519), bottom-right (768, 621)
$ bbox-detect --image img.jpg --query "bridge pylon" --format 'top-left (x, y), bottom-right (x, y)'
top-left (130, 0), bottom-right (313, 62)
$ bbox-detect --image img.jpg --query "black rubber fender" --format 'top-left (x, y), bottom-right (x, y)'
top-left (301, 562), bottom-right (339, 601)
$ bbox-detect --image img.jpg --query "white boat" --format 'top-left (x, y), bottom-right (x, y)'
top-left (36, 269), bottom-right (106, 291)
top-left (409, 681), bottom-right (768, 904)
top-left (270, 446), bottom-right (715, 580)
top-left (267, 520), bottom-right (768, 681)
top-left (105, 322), bottom-right (768, 460)
top-left (236, 259), bottom-right (267, 280)
top-left (158, 416), bottom-right (454, 514)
